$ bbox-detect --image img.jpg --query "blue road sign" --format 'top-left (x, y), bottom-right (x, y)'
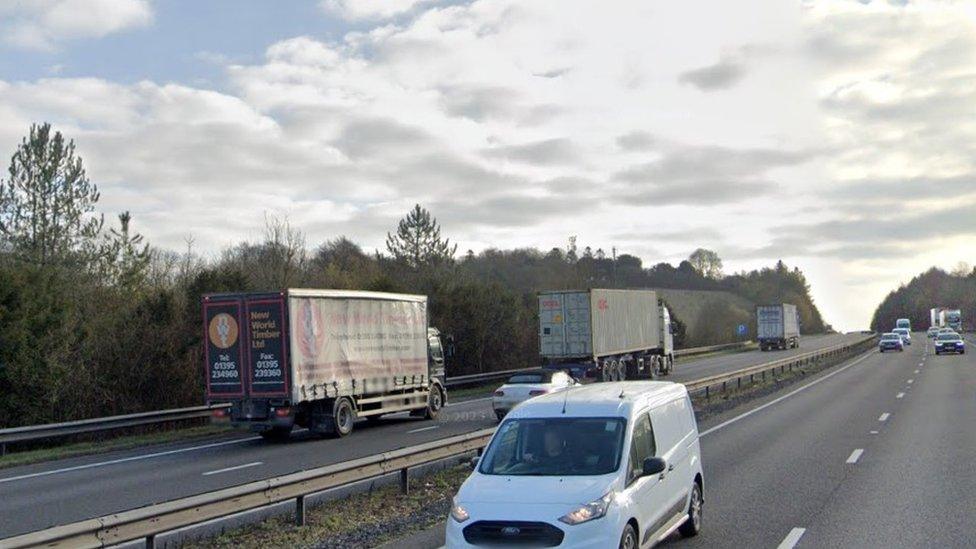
top-left (737, 324), bottom-right (748, 336)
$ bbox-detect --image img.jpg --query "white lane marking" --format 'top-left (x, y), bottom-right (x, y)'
top-left (870, 430), bottom-right (879, 434)
top-left (907, 379), bottom-right (914, 384)
top-left (446, 397), bottom-right (491, 408)
top-left (879, 413), bottom-right (890, 422)
top-left (777, 527), bottom-right (806, 549)
top-left (0, 435), bottom-right (263, 485)
top-left (914, 370), bottom-right (919, 374)
top-left (203, 461), bottom-right (262, 476)
top-left (700, 351), bottom-right (873, 437)
top-left (896, 392), bottom-right (905, 399)
top-left (408, 425), bottom-right (442, 434)
top-left (846, 449), bottom-right (864, 464)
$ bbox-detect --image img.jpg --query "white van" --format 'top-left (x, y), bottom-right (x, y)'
top-left (446, 382), bottom-right (703, 548)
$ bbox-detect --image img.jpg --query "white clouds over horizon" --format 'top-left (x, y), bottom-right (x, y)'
top-left (0, 0), bottom-right (153, 50)
top-left (0, 0), bottom-right (974, 330)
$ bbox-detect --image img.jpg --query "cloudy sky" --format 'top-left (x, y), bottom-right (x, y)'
top-left (1, 0), bottom-right (974, 330)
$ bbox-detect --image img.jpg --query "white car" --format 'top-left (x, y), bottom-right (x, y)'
top-left (892, 327), bottom-right (911, 346)
top-left (492, 369), bottom-right (578, 422)
top-left (448, 382), bottom-right (703, 549)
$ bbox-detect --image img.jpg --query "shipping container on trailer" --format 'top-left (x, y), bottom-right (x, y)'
top-left (203, 289), bottom-right (448, 439)
top-left (757, 303), bottom-right (801, 351)
top-left (538, 289), bottom-right (674, 381)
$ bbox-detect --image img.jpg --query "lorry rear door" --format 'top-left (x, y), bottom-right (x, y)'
top-left (204, 297), bottom-right (246, 400)
top-left (242, 294), bottom-right (289, 398)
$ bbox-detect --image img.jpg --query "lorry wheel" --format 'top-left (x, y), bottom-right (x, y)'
top-left (616, 361), bottom-right (626, 381)
top-left (666, 356), bottom-right (674, 375)
top-left (259, 425), bottom-right (292, 441)
top-left (424, 386), bottom-right (443, 419)
top-left (602, 362), bottom-right (613, 382)
top-left (331, 398), bottom-right (355, 437)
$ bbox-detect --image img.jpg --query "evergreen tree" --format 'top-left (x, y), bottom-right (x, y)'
top-left (385, 204), bottom-right (457, 269)
top-left (0, 123), bottom-right (103, 265)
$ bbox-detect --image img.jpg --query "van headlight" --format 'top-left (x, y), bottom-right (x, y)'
top-left (558, 492), bottom-right (613, 525)
top-left (450, 499), bottom-right (470, 523)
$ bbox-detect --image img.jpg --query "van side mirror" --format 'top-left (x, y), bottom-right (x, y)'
top-left (642, 457), bottom-right (667, 477)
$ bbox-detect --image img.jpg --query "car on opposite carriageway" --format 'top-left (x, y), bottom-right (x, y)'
top-left (934, 332), bottom-right (966, 355)
top-left (448, 381), bottom-right (703, 549)
top-left (492, 369), bottom-right (579, 422)
top-left (879, 333), bottom-right (905, 353)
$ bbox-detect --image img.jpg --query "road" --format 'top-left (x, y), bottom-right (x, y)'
top-left (392, 333), bottom-right (976, 548)
top-left (0, 333), bottom-right (860, 539)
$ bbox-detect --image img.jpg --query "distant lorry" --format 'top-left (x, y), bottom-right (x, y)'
top-left (204, 289), bottom-right (448, 439)
top-left (929, 308), bottom-right (944, 328)
top-left (940, 309), bottom-right (962, 331)
top-left (896, 318), bottom-right (911, 331)
top-left (757, 304), bottom-right (800, 351)
top-left (538, 289), bottom-right (674, 381)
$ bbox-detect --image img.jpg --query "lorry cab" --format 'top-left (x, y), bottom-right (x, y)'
top-left (895, 318), bottom-right (911, 331)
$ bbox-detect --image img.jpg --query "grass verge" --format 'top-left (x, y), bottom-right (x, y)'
top-left (186, 464), bottom-right (471, 549)
top-left (0, 424), bottom-right (239, 470)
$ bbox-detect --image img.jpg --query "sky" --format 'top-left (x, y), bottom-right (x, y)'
top-left (1, 0), bottom-right (975, 331)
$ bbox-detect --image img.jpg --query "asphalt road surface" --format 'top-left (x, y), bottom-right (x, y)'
top-left (391, 333), bottom-right (976, 548)
top-left (0, 333), bottom-right (863, 539)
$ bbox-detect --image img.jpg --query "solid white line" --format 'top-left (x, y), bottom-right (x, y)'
top-left (777, 527), bottom-right (806, 549)
top-left (0, 435), bottom-right (264, 485)
top-left (203, 461), bottom-right (262, 476)
top-left (408, 425), bottom-right (441, 434)
top-left (878, 413), bottom-right (890, 422)
top-left (846, 449), bottom-right (864, 464)
top-left (446, 397), bottom-right (492, 408)
top-left (700, 351), bottom-right (873, 437)
top-left (896, 392), bottom-right (905, 399)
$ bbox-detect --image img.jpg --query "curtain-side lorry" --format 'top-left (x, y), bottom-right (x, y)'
top-left (538, 289), bottom-right (674, 381)
top-left (757, 303), bottom-right (801, 351)
top-left (204, 289), bottom-right (448, 439)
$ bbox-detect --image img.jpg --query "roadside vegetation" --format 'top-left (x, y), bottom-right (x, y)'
top-left (0, 123), bottom-right (827, 430)
top-left (872, 266), bottom-right (976, 332)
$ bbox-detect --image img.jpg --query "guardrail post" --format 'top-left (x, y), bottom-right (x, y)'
top-left (296, 495), bottom-right (306, 526)
top-left (705, 385), bottom-right (709, 399)
top-left (400, 467), bottom-right (410, 494)
top-left (146, 534), bottom-right (156, 549)
top-left (0, 442), bottom-right (5, 457)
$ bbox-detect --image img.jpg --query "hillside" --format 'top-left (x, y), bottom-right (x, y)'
top-left (653, 288), bottom-right (756, 347)
top-left (871, 267), bottom-right (976, 332)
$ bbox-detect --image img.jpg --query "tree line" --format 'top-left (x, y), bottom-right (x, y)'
top-left (0, 124), bottom-right (827, 427)
top-left (871, 265), bottom-right (976, 332)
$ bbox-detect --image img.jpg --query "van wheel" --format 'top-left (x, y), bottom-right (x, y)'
top-left (331, 398), bottom-right (355, 437)
top-left (424, 386), bottom-right (443, 419)
top-left (618, 523), bottom-right (637, 549)
top-left (679, 482), bottom-right (703, 537)
top-left (259, 425), bottom-right (292, 441)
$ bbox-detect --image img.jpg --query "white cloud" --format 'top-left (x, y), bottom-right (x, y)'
top-left (320, 0), bottom-right (432, 21)
top-left (0, 0), bottom-right (152, 50)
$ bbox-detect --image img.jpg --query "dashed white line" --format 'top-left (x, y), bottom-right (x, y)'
top-left (896, 392), bottom-right (905, 399)
top-left (203, 461), bottom-right (262, 476)
top-left (907, 379), bottom-right (914, 384)
top-left (846, 449), bottom-right (864, 464)
top-left (914, 369), bottom-right (919, 374)
top-left (869, 430), bottom-right (879, 434)
top-left (408, 425), bottom-right (442, 434)
top-left (878, 413), bottom-right (890, 421)
top-left (777, 527), bottom-right (807, 549)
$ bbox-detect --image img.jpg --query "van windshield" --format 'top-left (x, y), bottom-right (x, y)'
top-left (479, 417), bottom-right (626, 476)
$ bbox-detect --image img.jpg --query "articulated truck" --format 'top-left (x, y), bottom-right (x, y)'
top-left (940, 308), bottom-right (962, 331)
top-left (538, 289), bottom-right (674, 381)
top-left (757, 303), bottom-right (801, 351)
top-left (204, 289), bottom-right (448, 439)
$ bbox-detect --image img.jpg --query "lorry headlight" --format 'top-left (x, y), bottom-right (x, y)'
top-left (451, 499), bottom-right (470, 523)
top-left (558, 492), bottom-right (613, 525)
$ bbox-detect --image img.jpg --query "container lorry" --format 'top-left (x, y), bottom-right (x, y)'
top-left (930, 308), bottom-right (944, 328)
top-left (940, 309), bottom-right (962, 331)
top-left (538, 289), bottom-right (674, 381)
top-left (203, 289), bottom-right (448, 439)
top-left (895, 318), bottom-right (911, 331)
top-left (757, 303), bottom-right (801, 351)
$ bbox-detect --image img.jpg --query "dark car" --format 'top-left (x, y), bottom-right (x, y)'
top-left (934, 333), bottom-right (965, 355)
top-left (879, 332), bottom-right (904, 352)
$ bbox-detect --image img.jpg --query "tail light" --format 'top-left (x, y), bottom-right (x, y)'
top-left (529, 389), bottom-right (549, 397)
top-left (274, 407), bottom-right (292, 417)
top-left (211, 409), bottom-right (228, 420)
top-left (493, 390), bottom-right (504, 397)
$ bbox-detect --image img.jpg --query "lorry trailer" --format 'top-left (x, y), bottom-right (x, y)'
top-left (538, 289), bottom-right (674, 381)
top-left (757, 303), bottom-right (801, 351)
top-left (204, 289), bottom-right (447, 439)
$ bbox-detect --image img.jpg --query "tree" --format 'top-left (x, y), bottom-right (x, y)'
top-left (688, 248), bottom-right (723, 279)
top-left (385, 204), bottom-right (457, 269)
top-left (0, 123), bottom-right (103, 265)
